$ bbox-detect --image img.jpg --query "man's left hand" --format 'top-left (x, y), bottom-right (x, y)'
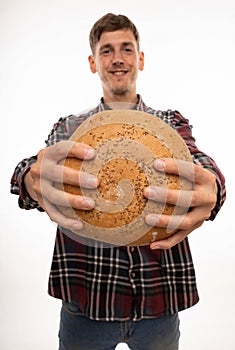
top-left (144, 158), bottom-right (218, 249)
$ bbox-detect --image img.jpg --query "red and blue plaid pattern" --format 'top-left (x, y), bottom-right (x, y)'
top-left (10, 96), bottom-right (226, 321)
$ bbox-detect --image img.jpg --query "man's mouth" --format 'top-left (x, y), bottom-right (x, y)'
top-left (109, 70), bottom-right (128, 76)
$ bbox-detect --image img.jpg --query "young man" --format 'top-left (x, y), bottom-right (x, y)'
top-left (11, 13), bottom-right (226, 350)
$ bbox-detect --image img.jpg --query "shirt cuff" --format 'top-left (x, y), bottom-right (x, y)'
top-left (18, 167), bottom-right (44, 211)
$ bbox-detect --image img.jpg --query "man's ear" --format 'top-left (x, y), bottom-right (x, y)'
top-left (88, 55), bottom-right (97, 73)
top-left (139, 51), bottom-right (144, 71)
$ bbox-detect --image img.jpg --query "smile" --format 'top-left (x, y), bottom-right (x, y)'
top-left (113, 72), bottom-right (125, 75)
top-left (110, 70), bottom-right (127, 78)
top-left (109, 70), bottom-right (128, 75)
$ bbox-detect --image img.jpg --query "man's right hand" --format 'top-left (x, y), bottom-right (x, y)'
top-left (24, 141), bottom-right (99, 230)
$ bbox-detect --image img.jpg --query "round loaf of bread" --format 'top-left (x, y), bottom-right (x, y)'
top-left (55, 110), bottom-right (193, 246)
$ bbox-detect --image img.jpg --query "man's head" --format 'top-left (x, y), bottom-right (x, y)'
top-left (89, 13), bottom-right (140, 55)
top-left (88, 13), bottom-right (144, 103)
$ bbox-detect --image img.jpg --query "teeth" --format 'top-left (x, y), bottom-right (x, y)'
top-left (113, 71), bottom-right (125, 75)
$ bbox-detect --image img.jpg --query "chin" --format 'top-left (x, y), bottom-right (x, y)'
top-left (111, 87), bottom-right (129, 96)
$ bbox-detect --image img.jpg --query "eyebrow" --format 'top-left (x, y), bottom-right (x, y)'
top-left (99, 41), bottom-right (135, 51)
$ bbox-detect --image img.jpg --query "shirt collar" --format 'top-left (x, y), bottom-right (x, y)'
top-left (99, 94), bottom-right (146, 111)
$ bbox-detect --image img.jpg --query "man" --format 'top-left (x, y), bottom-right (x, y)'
top-left (11, 13), bottom-right (226, 350)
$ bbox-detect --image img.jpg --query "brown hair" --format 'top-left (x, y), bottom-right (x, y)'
top-left (89, 13), bottom-right (140, 54)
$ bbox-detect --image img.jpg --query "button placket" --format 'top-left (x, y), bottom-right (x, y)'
top-left (127, 246), bottom-right (139, 320)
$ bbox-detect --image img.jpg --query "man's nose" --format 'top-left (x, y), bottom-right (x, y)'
top-left (112, 52), bottom-right (124, 65)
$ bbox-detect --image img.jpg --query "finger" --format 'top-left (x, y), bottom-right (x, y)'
top-left (153, 158), bottom-right (216, 187)
top-left (42, 197), bottom-right (84, 230)
top-left (150, 221), bottom-right (203, 250)
top-left (40, 141), bottom-right (96, 163)
top-left (150, 230), bottom-right (188, 250)
top-left (43, 164), bottom-right (99, 188)
top-left (144, 186), bottom-right (193, 208)
top-left (145, 205), bottom-right (210, 231)
top-left (40, 179), bottom-right (96, 210)
top-left (68, 142), bottom-right (96, 160)
top-left (153, 158), bottom-right (195, 182)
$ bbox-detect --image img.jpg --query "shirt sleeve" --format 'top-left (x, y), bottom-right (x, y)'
top-left (171, 110), bottom-right (226, 220)
top-left (10, 156), bottom-right (44, 211)
top-left (10, 115), bottom-right (75, 211)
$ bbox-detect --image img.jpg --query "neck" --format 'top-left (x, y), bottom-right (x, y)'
top-left (103, 94), bottom-right (138, 104)
top-left (103, 93), bottom-right (139, 109)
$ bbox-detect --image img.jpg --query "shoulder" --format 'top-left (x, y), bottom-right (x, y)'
top-left (144, 105), bottom-right (190, 127)
top-left (46, 105), bottom-right (101, 145)
top-left (52, 106), bottom-right (100, 133)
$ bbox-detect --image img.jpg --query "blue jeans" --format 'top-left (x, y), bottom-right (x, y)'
top-left (59, 301), bottom-right (180, 350)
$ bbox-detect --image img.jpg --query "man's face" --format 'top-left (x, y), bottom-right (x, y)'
top-left (89, 29), bottom-right (144, 103)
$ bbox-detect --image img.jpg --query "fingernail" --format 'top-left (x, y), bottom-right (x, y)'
top-left (146, 214), bottom-right (160, 226)
top-left (144, 187), bottom-right (156, 199)
top-left (72, 221), bottom-right (83, 229)
top-left (154, 159), bottom-right (165, 171)
top-left (86, 176), bottom-right (98, 188)
top-left (150, 243), bottom-right (161, 250)
top-left (84, 148), bottom-right (96, 159)
top-left (82, 197), bottom-right (95, 209)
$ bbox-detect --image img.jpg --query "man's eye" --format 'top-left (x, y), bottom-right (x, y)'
top-left (123, 47), bottom-right (133, 53)
top-left (101, 49), bottom-right (111, 55)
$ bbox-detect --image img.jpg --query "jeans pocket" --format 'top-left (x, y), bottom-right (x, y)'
top-left (62, 301), bottom-right (84, 317)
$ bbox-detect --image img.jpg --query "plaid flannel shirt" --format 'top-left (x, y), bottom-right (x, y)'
top-left (10, 96), bottom-right (226, 321)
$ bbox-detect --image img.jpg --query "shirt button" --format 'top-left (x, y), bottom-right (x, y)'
top-left (131, 247), bottom-right (135, 252)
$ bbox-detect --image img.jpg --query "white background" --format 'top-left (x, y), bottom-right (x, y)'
top-left (1, 0), bottom-right (234, 349)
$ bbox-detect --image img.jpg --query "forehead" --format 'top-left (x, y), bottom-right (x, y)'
top-left (97, 29), bottom-right (138, 48)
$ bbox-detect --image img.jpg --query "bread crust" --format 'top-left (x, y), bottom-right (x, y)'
top-left (55, 110), bottom-right (192, 246)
